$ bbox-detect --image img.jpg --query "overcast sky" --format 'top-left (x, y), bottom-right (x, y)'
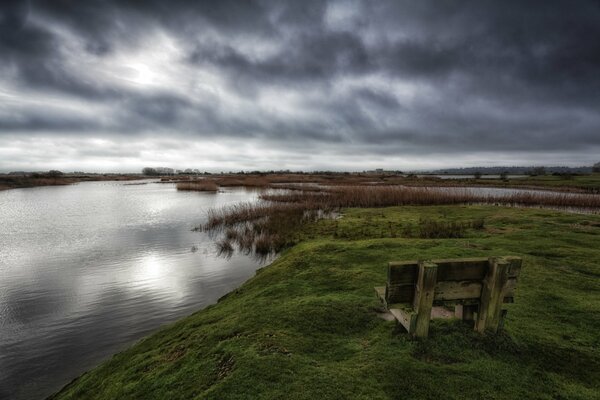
top-left (1, 0), bottom-right (599, 172)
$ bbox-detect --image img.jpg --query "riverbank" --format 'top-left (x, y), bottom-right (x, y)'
top-left (169, 172), bottom-right (600, 193)
top-left (0, 174), bottom-right (144, 190)
top-left (51, 205), bottom-right (600, 399)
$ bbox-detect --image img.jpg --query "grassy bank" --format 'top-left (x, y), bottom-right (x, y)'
top-left (51, 205), bottom-right (600, 399)
top-left (423, 173), bottom-right (600, 193)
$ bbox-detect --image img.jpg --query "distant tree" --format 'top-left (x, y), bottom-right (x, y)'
top-left (474, 171), bottom-right (482, 179)
top-left (528, 167), bottom-right (547, 176)
top-left (500, 171), bottom-right (508, 181)
top-left (593, 162), bottom-right (600, 173)
top-left (47, 170), bottom-right (64, 177)
top-left (142, 167), bottom-right (159, 176)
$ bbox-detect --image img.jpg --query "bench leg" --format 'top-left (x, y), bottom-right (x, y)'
top-left (413, 262), bottom-right (438, 338)
top-left (476, 258), bottom-right (510, 333)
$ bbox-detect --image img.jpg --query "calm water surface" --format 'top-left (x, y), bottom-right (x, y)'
top-left (0, 181), bottom-right (267, 400)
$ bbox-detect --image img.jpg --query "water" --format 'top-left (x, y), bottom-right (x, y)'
top-left (0, 181), bottom-right (268, 400)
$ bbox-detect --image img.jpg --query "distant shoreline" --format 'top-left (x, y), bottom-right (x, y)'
top-left (0, 174), bottom-right (144, 191)
top-left (2, 172), bottom-right (599, 193)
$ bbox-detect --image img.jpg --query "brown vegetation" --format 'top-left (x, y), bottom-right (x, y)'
top-left (202, 202), bottom-right (323, 255)
top-left (201, 184), bottom-right (600, 257)
top-left (214, 176), bottom-right (270, 187)
top-left (176, 181), bottom-right (219, 192)
top-left (260, 186), bottom-right (600, 209)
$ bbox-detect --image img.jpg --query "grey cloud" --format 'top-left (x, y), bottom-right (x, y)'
top-left (1, 0), bottom-right (599, 170)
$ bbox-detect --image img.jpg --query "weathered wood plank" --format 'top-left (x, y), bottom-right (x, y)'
top-left (389, 308), bottom-right (417, 333)
top-left (387, 280), bottom-right (516, 304)
top-left (433, 278), bottom-right (517, 301)
top-left (388, 261), bottom-right (418, 284)
top-left (388, 257), bottom-right (521, 284)
top-left (434, 258), bottom-right (489, 281)
top-left (385, 283), bottom-right (415, 303)
top-left (413, 261), bottom-right (438, 338)
top-left (434, 281), bottom-right (482, 300)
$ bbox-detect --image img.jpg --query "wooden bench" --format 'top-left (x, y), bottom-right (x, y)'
top-left (375, 256), bottom-right (522, 337)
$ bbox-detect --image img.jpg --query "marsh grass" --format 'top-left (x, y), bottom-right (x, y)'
top-left (261, 186), bottom-right (600, 209)
top-left (198, 186), bottom-right (600, 255)
top-left (176, 181), bottom-right (219, 192)
top-left (213, 176), bottom-right (270, 187)
top-left (203, 203), bottom-right (325, 255)
top-left (202, 185), bottom-right (599, 257)
top-left (417, 217), bottom-right (485, 238)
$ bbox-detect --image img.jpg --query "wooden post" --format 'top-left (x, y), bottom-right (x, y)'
top-left (412, 261), bottom-right (438, 338)
top-left (475, 257), bottom-right (510, 333)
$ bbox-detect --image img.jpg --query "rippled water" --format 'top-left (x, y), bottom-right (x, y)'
top-left (0, 181), bottom-right (267, 400)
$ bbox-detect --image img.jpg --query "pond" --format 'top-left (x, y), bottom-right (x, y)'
top-left (0, 181), bottom-right (267, 400)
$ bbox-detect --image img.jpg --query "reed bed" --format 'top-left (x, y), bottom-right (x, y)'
top-left (208, 173), bottom-right (406, 188)
top-left (201, 202), bottom-right (326, 256)
top-left (213, 176), bottom-right (270, 187)
top-left (176, 181), bottom-right (219, 192)
top-left (202, 185), bottom-right (600, 257)
top-left (260, 186), bottom-right (600, 209)
top-left (204, 202), bottom-right (318, 230)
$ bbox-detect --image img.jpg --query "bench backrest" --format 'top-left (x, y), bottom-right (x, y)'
top-left (386, 256), bottom-right (522, 306)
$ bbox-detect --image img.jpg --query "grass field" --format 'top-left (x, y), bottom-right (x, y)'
top-left (437, 173), bottom-right (600, 193)
top-left (51, 205), bottom-right (600, 399)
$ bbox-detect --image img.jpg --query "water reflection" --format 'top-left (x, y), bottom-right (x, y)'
top-left (0, 181), bottom-right (267, 400)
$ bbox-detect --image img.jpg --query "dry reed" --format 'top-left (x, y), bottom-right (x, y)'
top-left (260, 186), bottom-right (600, 209)
top-left (176, 181), bottom-right (219, 192)
top-left (202, 185), bottom-right (600, 257)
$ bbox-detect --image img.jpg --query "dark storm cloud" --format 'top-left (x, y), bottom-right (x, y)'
top-left (1, 0), bottom-right (600, 170)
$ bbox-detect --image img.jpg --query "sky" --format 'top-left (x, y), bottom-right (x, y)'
top-left (1, 0), bottom-right (600, 173)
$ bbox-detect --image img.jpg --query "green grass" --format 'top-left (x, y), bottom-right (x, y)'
top-left (461, 173), bottom-right (600, 192)
top-left (51, 205), bottom-right (600, 399)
